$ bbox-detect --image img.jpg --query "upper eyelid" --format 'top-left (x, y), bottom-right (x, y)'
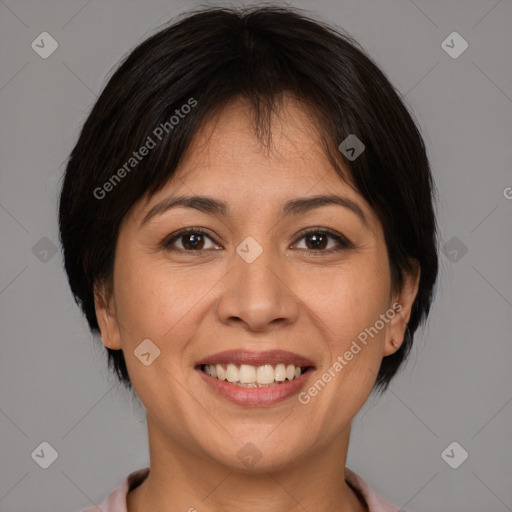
top-left (164, 227), bottom-right (350, 248)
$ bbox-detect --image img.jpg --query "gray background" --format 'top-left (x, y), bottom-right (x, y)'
top-left (0, 0), bottom-right (511, 511)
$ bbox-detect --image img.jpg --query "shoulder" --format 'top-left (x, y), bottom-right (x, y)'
top-left (78, 467), bottom-right (150, 512)
top-left (345, 467), bottom-right (405, 512)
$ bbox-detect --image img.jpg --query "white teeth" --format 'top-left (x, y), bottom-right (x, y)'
top-left (216, 364), bottom-right (225, 380)
top-left (226, 363), bottom-right (239, 382)
top-left (274, 363), bottom-right (286, 381)
top-left (239, 364), bottom-right (256, 383)
top-left (257, 364), bottom-right (275, 384)
top-left (202, 363), bottom-right (307, 386)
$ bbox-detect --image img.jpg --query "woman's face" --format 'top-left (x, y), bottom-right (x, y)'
top-left (95, 96), bottom-right (419, 472)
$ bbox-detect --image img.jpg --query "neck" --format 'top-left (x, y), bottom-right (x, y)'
top-left (127, 419), bottom-right (367, 512)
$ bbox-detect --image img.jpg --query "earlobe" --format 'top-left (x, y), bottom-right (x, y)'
top-left (384, 312), bottom-right (407, 357)
top-left (384, 259), bottom-right (421, 356)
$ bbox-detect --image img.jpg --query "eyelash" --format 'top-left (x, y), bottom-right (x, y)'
top-left (162, 226), bottom-right (354, 256)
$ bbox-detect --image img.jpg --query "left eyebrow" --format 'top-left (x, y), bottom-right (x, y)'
top-left (140, 193), bottom-right (368, 228)
top-left (281, 194), bottom-right (368, 227)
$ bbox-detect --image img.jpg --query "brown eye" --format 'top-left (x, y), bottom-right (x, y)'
top-left (293, 228), bottom-right (353, 253)
top-left (181, 232), bottom-right (205, 250)
top-left (164, 228), bottom-right (219, 252)
top-left (304, 232), bottom-right (328, 250)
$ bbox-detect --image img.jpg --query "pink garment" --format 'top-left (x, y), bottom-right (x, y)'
top-left (79, 466), bottom-right (404, 512)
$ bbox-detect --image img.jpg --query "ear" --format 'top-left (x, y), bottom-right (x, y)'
top-left (93, 280), bottom-right (122, 350)
top-left (383, 259), bottom-right (421, 356)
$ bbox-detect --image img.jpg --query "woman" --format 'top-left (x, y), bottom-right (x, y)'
top-left (59, 5), bottom-right (438, 512)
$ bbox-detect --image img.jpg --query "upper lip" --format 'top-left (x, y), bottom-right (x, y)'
top-left (197, 350), bottom-right (315, 368)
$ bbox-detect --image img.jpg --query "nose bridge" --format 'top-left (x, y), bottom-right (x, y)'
top-left (236, 238), bottom-right (279, 291)
top-left (217, 234), bottom-right (298, 331)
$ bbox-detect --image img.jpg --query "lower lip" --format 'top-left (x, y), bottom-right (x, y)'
top-left (196, 367), bottom-right (313, 406)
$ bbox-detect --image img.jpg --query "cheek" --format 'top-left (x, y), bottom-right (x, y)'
top-left (303, 252), bottom-right (392, 349)
top-left (294, 256), bottom-right (392, 424)
top-left (113, 252), bottom-right (224, 348)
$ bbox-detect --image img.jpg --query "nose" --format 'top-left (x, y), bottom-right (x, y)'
top-left (216, 243), bottom-right (300, 333)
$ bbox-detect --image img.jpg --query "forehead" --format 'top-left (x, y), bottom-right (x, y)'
top-left (133, 95), bottom-right (377, 231)
top-left (172, 96), bottom-right (354, 193)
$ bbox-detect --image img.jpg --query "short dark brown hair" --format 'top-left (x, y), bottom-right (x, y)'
top-left (58, 5), bottom-right (439, 395)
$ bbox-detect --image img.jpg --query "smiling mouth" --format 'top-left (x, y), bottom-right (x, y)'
top-left (199, 363), bottom-right (312, 387)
